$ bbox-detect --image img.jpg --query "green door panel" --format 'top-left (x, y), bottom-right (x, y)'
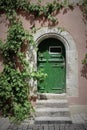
top-left (37, 38), bottom-right (66, 93)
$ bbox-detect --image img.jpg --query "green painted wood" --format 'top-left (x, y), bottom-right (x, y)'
top-left (37, 38), bottom-right (66, 93)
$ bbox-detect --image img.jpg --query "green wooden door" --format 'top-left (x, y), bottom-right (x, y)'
top-left (37, 38), bottom-right (66, 93)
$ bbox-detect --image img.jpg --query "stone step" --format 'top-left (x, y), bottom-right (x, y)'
top-left (35, 108), bottom-right (70, 117)
top-left (36, 93), bottom-right (72, 123)
top-left (36, 99), bottom-right (68, 108)
top-left (37, 93), bottom-right (66, 100)
top-left (35, 116), bottom-right (72, 124)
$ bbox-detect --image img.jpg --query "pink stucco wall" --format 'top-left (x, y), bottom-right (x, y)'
top-left (0, 4), bottom-right (87, 105)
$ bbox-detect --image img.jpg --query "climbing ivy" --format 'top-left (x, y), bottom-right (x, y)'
top-left (82, 0), bottom-right (87, 14)
top-left (81, 0), bottom-right (87, 65)
top-left (0, 21), bottom-right (33, 122)
top-left (0, 20), bottom-right (47, 122)
top-left (0, 0), bottom-right (67, 23)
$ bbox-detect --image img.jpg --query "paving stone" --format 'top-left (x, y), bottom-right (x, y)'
top-left (33, 125), bottom-right (40, 130)
top-left (48, 125), bottom-right (55, 130)
top-left (70, 125), bottom-right (76, 130)
top-left (80, 113), bottom-right (87, 123)
top-left (0, 118), bottom-right (7, 126)
top-left (7, 124), bottom-right (14, 129)
top-left (0, 118), bottom-right (10, 130)
top-left (1, 117), bottom-right (87, 130)
top-left (54, 124), bottom-right (60, 130)
top-left (27, 124), bottom-right (34, 129)
top-left (17, 124), bottom-right (24, 129)
top-left (48, 124), bottom-right (54, 126)
top-left (84, 124), bottom-right (87, 130)
top-left (43, 125), bottom-right (49, 130)
top-left (71, 114), bottom-right (85, 124)
top-left (65, 123), bottom-right (72, 130)
top-left (75, 124), bottom-right (87, 130)
top-left (22, 124), bottom-right (28, 130)
top-left (37, 126), bottom-right (44, 130)
top-left (13, 125), bottom-right (19, 130)
top-left (3, 123), bottom-right (87, 130)
top-left (34, 124), bottom-right (41, 128)
top-left (41, 124), bottom-right (49, 129)
top-left (59, 124), bottom-right (65, 130)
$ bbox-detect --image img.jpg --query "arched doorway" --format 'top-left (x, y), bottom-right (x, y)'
top-left (37, 38), bottom-right (66, 93)
top-left (33, 27), bottom-right (78, 97)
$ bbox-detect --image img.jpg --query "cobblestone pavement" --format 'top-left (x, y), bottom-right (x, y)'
top-left (0, 113), bottom-right (87, 130)
top-left (7, 123), bottom-right (87, 130)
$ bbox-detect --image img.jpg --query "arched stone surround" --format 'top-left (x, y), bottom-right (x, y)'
top-left (32, 27), bottom-right (78, 97)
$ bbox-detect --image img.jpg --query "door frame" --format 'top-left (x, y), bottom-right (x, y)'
top-left (33, 27), bottom-right (78, 97)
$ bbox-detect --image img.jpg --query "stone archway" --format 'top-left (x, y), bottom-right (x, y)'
top-left (33, 27), bottom-right (78, 97)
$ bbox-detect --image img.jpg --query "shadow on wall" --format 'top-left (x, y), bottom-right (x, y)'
top-left (0, 54), bottom-right (3, 62)
top-left (0, 54), bottom-right (3, 72)
top-left (17, 10), bottom-right (59, 27)
top-left (81, 63), bottom-right (87, 79)
top-left (0, 12), bottom-right (9, 27)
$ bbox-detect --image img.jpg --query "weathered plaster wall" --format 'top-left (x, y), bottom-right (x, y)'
top-left (0, 2), bottom-right (87, 106)
top-left (0, 14), bottom-right (8, 72)
top-left (54, 6), bottom-right (87, 106)
top-left (20, 5), bottom-right (87, 106)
